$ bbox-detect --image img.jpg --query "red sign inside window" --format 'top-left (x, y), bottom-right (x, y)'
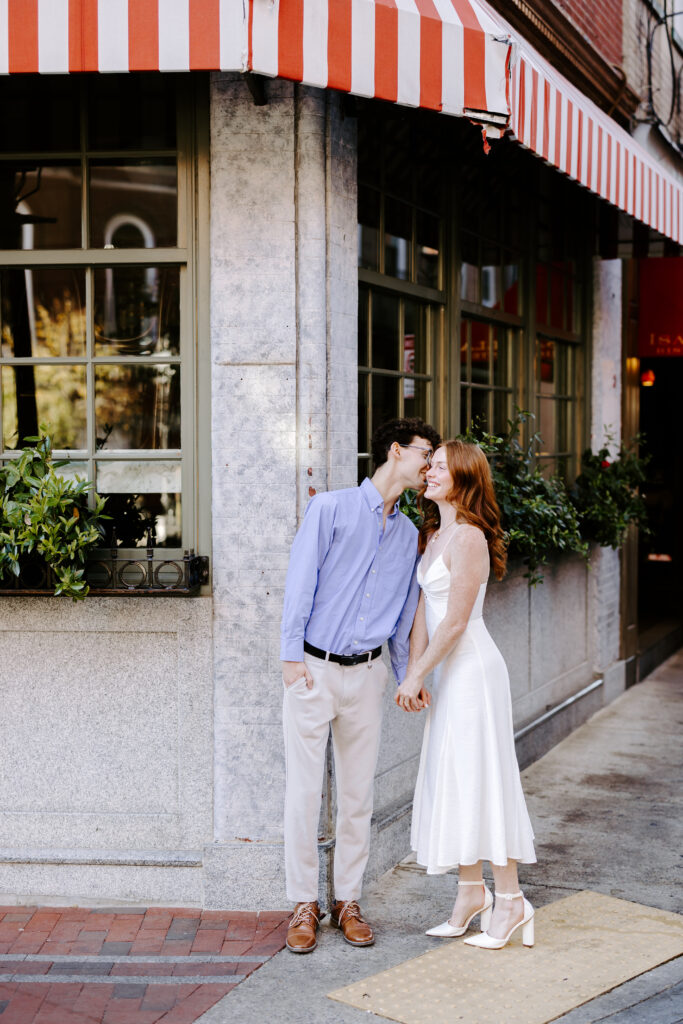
top-left (638, 257), bottom-right (683, 356)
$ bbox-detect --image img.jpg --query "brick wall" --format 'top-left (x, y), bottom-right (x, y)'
top-left (554, 0), bottom-right (623, 65)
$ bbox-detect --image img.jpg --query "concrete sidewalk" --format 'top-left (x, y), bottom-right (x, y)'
top-left (198, 648), bottom-right (683, 1024)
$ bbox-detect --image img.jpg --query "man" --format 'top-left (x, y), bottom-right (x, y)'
top-left (280, 417), bottom-right (441, 953)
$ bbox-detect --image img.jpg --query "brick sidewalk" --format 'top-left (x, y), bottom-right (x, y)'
top-left (0, 905), bottom-right (290, 1023)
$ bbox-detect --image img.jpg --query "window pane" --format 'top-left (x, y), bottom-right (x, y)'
top-left (470, 388), bottom-right (489, 430)
top-left (371, 375), bottom-right (399, 431)
top-left (371, 292), bottom-right (400, 370)
top-left (460, 320), bottom-right (469, 380)
top-left (95, 365), bottom-right (180, 450)
top-left (2, 364), bottom-right (86, 451)
top-left (93, 266), bottom-right (180, 356)
top-left (1, 268), bottom-right (86, 358)
top-left (90, 160), bottom-right (177, 249)
top-left (358, 186), bottom-right (380, 272)
top-left (539, 338), bottom-right (555, 388)
top-left (404, 300), bottom-right (429, 375)
top-left (0, 77), bottom-right (80, 154)
top-left (416, 210), bottom-right (440, 289)
top-left (88, 75), bottom-right (177, 151)
top-left (461, 232), bottom-right (479, 303)
top-left (492, 329), bottom-right (510, 388)
top-left (493, 389), bottom-right (511, 434)
top-left (384, 198), bottom-right (411, 280)
top-left (0, 163), bottom-right (82, 249)
top-left (470, 322), bottom-right (490, 386)
top-left (537, 398), bottom-right (556, 455)
top-left (481, 245), bottom-right (500, 309)
top-left (404, 378), bottom-right (429, 421)
top-left (503, 262), bottom-right (520, 315)
top-left (96, 460), bottom-right (181, 548)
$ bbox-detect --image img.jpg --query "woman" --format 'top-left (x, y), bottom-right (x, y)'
top-left (395, 440), bottom-right (536, 950)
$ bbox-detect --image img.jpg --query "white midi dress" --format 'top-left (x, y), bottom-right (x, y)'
top-left (411, 537), bottom-right (536, 872)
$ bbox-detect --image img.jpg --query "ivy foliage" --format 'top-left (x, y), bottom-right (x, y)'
top-left (399, 413), bottom-right (648, 586)
top-left (570, 434), bottom-right (650, 548)
top-left (0, 429), bottom-right (109, 600)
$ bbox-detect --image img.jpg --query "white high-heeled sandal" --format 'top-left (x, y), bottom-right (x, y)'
top-left (463, 890), bottom-right (534, 949)
top-left (425, 880), bottom-right (493, 937)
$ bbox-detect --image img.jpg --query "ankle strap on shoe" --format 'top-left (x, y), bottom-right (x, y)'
top-left (458, 879), bottom-right (485, 886)
top-left (495, 890), bottom-right (523, 900)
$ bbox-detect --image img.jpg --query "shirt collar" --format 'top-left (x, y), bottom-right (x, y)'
top-left (361, 477), bottom-right (399, 516)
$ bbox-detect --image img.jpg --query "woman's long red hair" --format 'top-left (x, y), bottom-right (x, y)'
top-left (418, 440), bottom-right (507, 580)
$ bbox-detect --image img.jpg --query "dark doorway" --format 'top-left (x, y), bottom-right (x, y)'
top-left (638, 357), bottom-right (683, 634)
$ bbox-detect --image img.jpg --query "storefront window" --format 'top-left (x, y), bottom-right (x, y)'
top-left (358, 284), bottom-right (437, 480)
top-left (0, 74), bottom-right (195, 552)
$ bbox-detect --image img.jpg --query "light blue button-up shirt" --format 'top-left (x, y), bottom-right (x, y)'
top-left (280, 478), bottom-right (420, 682)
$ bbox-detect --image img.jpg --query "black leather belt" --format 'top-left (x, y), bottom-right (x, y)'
top-left (303, 641), bottom-right (382, 666)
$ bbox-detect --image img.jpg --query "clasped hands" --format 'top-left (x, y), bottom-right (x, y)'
top-left (395, 672), bottom-right (431, 713)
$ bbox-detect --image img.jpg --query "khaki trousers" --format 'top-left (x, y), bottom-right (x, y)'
top-left (282, 652), bottom-right (389, 903)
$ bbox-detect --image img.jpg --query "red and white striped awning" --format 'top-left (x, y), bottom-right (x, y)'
top-left (0, 0), bottom-right (511, 129)
top-left (505, 27), bottom-right (683, 243)
top-left (3, 1), bottom-right (682, 242)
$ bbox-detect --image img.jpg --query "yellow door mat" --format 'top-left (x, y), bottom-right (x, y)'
top-left (327, 891), bottom-right (683, 1024)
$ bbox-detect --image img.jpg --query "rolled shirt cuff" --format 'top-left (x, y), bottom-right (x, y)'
top-left (281, 638), bottom-right (305, 662)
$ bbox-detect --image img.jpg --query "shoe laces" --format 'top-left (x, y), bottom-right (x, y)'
top-left (291, 902), bottom-right (319, 927)
top-left (338, 900), bottom-right (363, 924)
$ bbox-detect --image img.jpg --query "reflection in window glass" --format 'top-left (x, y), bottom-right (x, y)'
top-left (481, 265), bottom-right (499, 309)
top-left (470, 388), bottom-right (489, 430)
top-left (0, 163), bottom-right (82, 250)
top-left (2, 364), bottom-right (86, 451)
top-left (416, 210), bottom-right (440, 288)
top-left (90, 159), bottom-right (177, 249)
top-left (358, 186), bottom-right (380, 272)
top-left (503, 263), bottom-right (519, 315)
top-left (404, 378), bottom-right (429, 421)
top-left (95, 364), bottom-right (180, 450)
top-left (404, 301), bottom-right (428, 375)
top-left (1, 268), bottom-right (86, 358)
top-left (470, 322), bottom-right (490, 386)
top-left (94, 266), bottom-right (179, 356)
top-left (96, 460), bottom-right (181, 548)
top-left (384, 198), bottom-right (411, 280)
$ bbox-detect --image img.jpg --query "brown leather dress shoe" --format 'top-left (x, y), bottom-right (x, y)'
top-left (330, 899), bottom-right (375, 946)
top-left (286, 901), bottom-right (321, 953)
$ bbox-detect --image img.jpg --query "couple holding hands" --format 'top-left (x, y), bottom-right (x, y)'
top-left (280, 418), bottom-right (536, 955)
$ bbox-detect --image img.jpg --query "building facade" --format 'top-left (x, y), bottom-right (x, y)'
top-left (0, 0), bottom-right (681, 908)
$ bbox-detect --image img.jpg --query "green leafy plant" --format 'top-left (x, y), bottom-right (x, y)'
top-left (570, 433), bottom-right (650, 548)
top-left (0, 429), bottom-right (108, 600)
top-left (398, 487), bottom-right (422, 527)
top-left (464, 413), bottom-right (588, 585)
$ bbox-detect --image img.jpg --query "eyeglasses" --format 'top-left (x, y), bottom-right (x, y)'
top-left (398, 444), bottom-right (433, 466)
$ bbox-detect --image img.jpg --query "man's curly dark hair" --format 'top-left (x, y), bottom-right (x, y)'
top-left (370, 418), bottom-right (441, 468)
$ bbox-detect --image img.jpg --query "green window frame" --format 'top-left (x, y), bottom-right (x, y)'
top-left (0, 74), bottom-right (207, 560)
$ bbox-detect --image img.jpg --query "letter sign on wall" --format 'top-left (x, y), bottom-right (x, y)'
top-left (639, 257), bottom-right (683, 356)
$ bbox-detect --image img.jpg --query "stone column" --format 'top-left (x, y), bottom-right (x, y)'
top-left (590, 258), bottom-right (625, 702)
top-left (204, 75), bottom-right (356, 908)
